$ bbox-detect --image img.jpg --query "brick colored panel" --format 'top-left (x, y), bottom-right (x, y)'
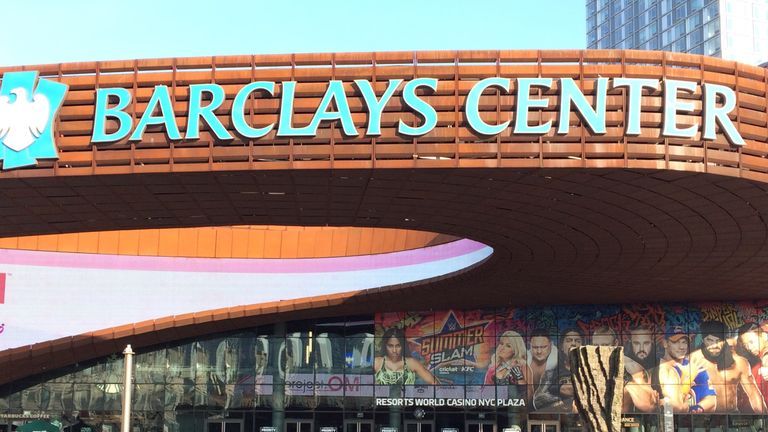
top-left (230, 228), bottom-right (250, 258)
top-left (138, 229), bottom-right (160, 256)
top-left (247, 228), bottom-right (266, 258)
top-left (117, 230), bottom-right (140, 255)
top-left (16, 236), bottom-right (36, 250)
top-left (393, 230), bottom-right (408, 252)
top-left (313, 230), bottom-right (334, 258)
top-left (346, 228), bottom-right (362, 256)
top-left (214, 227), bottom-right (233, 258)
top-left (280, 229), bottom-right (300, 258)
top-left (296, 229), bottom-right (317, 258)
top-left (329, 228), bottom-right (349, 257)
top-left (0, 237), bottom-right (19, 249)
top-left (197, 227), bottom-right (216, 258)
top-left (57, 233), bottom-right (79, 253)
top-left (358, 228), bottom-right (374, 255)
top-left (177, 228), bottom-right (199, 257)
top-left (263, 229), bottom-right (282, 259)
top-left (97, 231), bottom-right (120, 254)
top-left (77, 232), bottom-right (99, 254)
top-left (371, 228), bottom-right (397, 255)
top-left (157, 228), bottom-right (180, 256)
top-left (37, 234), bottom-right (58, 251)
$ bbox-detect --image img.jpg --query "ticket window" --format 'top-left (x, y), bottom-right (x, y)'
top-left (466, 420), bottom-right (496, 432)
top-left (207, 419), bottom-right (244, 432)
top-left (405, 420), bottom-right (435, 432)
top-left (527, 420), bottom-right (558, 432)
top-left (345, 420), bottom-right (374, 432)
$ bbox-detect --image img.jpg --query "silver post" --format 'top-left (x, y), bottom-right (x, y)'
top-left (662, 397), bottom-right (673, 432)
top-left (121, 344), bottom-right (135, 432)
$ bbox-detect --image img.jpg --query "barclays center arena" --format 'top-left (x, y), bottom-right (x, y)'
top-left (2, 49), bottom-right (768, 432)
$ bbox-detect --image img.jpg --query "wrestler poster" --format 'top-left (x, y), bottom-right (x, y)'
top-left (376, 310), bottom-right (499, 385)
top-left (375, 301), bottom-right (768, 414)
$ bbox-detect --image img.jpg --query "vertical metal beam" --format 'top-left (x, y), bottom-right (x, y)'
top-left (121, 344), bottom-right (135, 432)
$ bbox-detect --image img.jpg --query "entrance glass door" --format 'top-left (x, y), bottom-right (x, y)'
top-left (286, 419), bottom-right (313, 432)
top-left (405, 421), bottom-right (435, 432)
top-left (466, 421), bottom-right (495, 432)
top-left (207, 419), bottom-right (243, 432)
top-left (344, 420), bottom-right (373, 432)
top-left (527, 420), bottom-right (558, 432)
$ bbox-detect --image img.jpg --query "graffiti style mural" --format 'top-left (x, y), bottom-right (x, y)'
top-left (376, 301), bottom-right (768, 414)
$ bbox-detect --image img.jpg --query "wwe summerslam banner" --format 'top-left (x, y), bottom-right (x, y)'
top-left (15, 301), bottom-right (768, 414)
top-left (374, 303), bottom-right (768, 414)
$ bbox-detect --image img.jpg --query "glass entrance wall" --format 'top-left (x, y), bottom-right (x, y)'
top-left (5, 301), bottom-right (768, 431)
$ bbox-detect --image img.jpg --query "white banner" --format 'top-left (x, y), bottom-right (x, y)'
top-left (284, 373), bottom-right (374, 396)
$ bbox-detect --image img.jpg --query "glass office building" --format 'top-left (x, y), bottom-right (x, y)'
top-left (586, 0), bottom-right (768, 65)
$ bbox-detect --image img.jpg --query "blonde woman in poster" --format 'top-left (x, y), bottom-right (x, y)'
top-left (374, 328), bottom-right (437, 385)
top-left (484, 330), bottom-right (532, 402)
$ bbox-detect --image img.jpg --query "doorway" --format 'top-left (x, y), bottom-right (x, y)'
top-left (207, 419), bottom-right (244, 432)
top-left (466, 420), bottom-right (496, 432)
top-left (527, 420), bottom-right (558, 432)
top-left (286, 419), bottom-right (314, 432)
top-left (405, 420), bottom-right (435, 432)
top-left (344, 419), bottom-right (374, 432)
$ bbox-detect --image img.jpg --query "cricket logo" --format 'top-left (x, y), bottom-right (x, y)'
top-left (0, 71), bottom-right (67, 169)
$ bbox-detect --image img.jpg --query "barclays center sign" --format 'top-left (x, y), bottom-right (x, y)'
top-left (0, 70), bottom-right (748, 170)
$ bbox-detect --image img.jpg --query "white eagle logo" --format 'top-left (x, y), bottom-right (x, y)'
top-left (0, 87), bottom-right (51, 152)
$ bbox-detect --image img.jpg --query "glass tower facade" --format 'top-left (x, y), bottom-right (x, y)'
top-left (586, 0), bottom-right (768, 65)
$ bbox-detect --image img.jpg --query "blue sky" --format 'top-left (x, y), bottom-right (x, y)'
top-left (0, 0), bottom-right (586, 67)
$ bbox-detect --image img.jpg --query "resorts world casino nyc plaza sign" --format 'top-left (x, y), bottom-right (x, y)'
top-left (0, 69), bottom-right (747, 170)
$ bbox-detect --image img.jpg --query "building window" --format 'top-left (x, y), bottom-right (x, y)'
top-left (687, 27), bottom-right (703, 46)
top-left (588, 29), bottom-right (598, 46)
top-left (704, 18), bottom-right (719, 39)
top-left (703, 1), bottom-right (718, 22)
top-left (587, 0), bottom-right (597, 16)
top-left (689, 0), bottom-right (704, 12)
top-left (704, 36), bottom-right (720, 56)
top-left (687, 10), bottom-right (702, 29)
top-left (662, 12), bottom-right (673, 28)
top-left (661, 0), bottom-right (673, 15)
top-left (673, 4), bottom-right (688, 22)
top-left (690, 44), bottom-right (705, 55)
top-left (662, 28), bottom-right (673, 46)
top-left (648, 3), bottom-right (658, 20)
top-left (674, 37), bottom-right (687, 52)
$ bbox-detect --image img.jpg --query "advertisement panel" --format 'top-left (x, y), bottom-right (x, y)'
top-left (374, 302), bottom-right (768, 415)
top-left (9, 300), bottom-right (768, 417)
